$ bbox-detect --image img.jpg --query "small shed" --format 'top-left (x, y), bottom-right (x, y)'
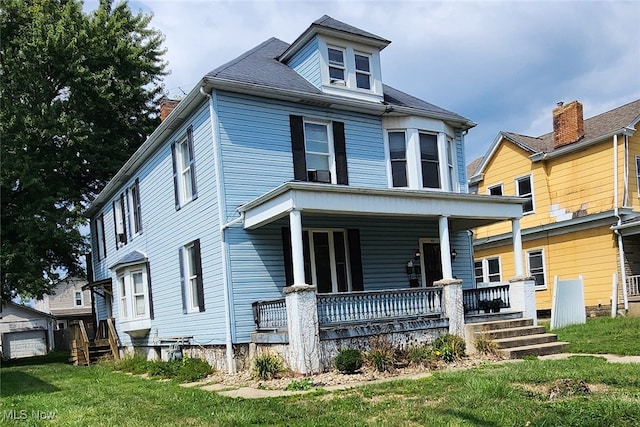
top-left (0, 302), bottom-right (55, 359)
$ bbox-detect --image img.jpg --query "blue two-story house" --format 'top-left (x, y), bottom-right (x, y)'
top-left (86, 16), bottom-right (528, 373)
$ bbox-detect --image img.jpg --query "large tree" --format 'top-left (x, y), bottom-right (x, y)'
top-left (1, 0), bottom-right (167, 300)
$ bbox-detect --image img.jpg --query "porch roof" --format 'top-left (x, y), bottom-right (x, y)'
top-left (238, 182), bottom-right (524, 231)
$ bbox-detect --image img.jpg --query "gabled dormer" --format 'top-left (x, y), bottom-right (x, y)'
top-left (279, 15), bottom-right (390, 103)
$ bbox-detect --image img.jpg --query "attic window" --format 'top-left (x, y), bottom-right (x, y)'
top-left (328, 47), bottom-right (345, 83)
top-left (354, 53), bottom-right (371, 90)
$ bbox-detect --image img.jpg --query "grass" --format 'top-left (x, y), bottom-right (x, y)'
top-left (1, 317), bottom-right (639, 426)
top-left (547, 316), bottom-right (640, 356)
top-left (1, 353), bottom-right (639, 426)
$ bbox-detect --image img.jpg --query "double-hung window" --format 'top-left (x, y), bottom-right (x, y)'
top-left (388, 131), bottom-right (407, 187)
top-left (289, 115), bottom-right (348, 185)
top-left (93, 213), bottom-right (107, 260)
top-left (171, 126), bottom-right (198, 209)
top-left (328, 47), bottom-right (345, 83)
top-left (74, 291), bottom-right (83, 307)
top-left (420, 133), bottom-right (440, 188)
top-left (128, 179), bottom-right (143, 235)
top-left (527, 249), bottom-right (546, 289)
top-left (474, 257), bottom-right (501, 284)
top-left (354, 52), bottom-right (371, 90)
top-left (179, 239), bottom-right (205, 313)
top-left (113, 194), bottom-right (127, 248)
top-left (446, 137), bottom-right (456, 191)
top-left (516, 175), bottom-right (534, 213)
top-left (117, 265), bottom-right (152, 321)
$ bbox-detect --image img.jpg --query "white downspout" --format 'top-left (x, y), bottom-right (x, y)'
top-left (202, 86), bottom-right (235, 373)
top-left (613, 133), bottom-right (628, 311)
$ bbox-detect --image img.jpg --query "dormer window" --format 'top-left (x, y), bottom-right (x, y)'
top-left (328, 47), bottom-right (345, 83)
top-left (354, 53), bottom-right (371, 90)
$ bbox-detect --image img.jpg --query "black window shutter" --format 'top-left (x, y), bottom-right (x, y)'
top-left (289, 115), bottom-right (307, 181)
top-left (100, 213), bottom-right (107, 258)
top-left (348, 229), bottom-right (364, 291)
top-left (170, 142), bottom-right (181, 210)
top-left (91, 219), bottom-right (99, 262)
top-left (333, 121), bottom-right (349, 185)
top-left (193, 239), bottom-right (205, 312)
top-left (119, 193), bottom-right (128, 244)
top-left (86, 252), bottom-right (94, 282)
top-left (281, 227), bottom-right (293, 286)
top-left (145, 262), bottom-right (155, 320)
top-left (187, 126), bottom-right (198, 200)
top-left (112, 201), bottom-right (119, 249)
top-left (178, 247), bottom-right (187, 314)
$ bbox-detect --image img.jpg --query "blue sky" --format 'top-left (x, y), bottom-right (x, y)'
top-left (86, 0), bottom-right (640, 163)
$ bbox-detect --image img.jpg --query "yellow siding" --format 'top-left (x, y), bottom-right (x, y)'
top-left (474, 225), bottom-right (618, 310)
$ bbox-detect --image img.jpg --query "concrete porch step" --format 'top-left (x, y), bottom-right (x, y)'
top-left (466, 318), bottom-right (534, 334)
top-left (494, 333), bottom-right (559, 349)
top-left (480, 325), bottom-right (547, 340)
top-left (500, 341), bottom-right (570, 359)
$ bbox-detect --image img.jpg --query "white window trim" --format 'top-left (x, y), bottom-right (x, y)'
top-left (474, 257), bottom-right (502, 284)
top-left (515, 173), bottom-right (535, 214)
top-left (446, 137), bottom-right (458, 192)
top-left (526, 248), bottom-right (547, 290)
top-left (176, 136), bottom-right (193, 205)
top-left (95, 215), bottom-right (106, 260)
top-left (74, 290), bottom-right (84, 307)
top-left (354, 51), bottom-right (372, 90)
top-left (116, 266), bottom-right (150, 322)
top-left (384, 128), bottom-right (455, 191)
top-left (128, 182), bottom-right (142, 237)
top-left (183, 241), bottom-right (200, 313)
top-left (114, 197), bottom-right (127, 248)
top-left (487, 183), bottom-right (504, 196)
top-left (327, 45), bottom-right (346, 85)
top-left (303, 119), bottom-right (337, 184)
top-left (304, 228), bottom-right (352, 293)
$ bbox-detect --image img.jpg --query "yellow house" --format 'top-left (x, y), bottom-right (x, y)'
top-left (468, 99), bottom-right (640, 314)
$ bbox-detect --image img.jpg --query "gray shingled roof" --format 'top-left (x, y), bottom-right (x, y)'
top-left (467, 156), bottom-right (484, 178)
top-left (206, 37), bottom-right (469, 122)
top-left (312, 15), bottom-right (390, 44)
top-left (503, 99), bottom-right (640, 153)
top-left (110, 250), bottom-right (147, 270)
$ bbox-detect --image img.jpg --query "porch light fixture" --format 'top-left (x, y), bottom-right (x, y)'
top-left (414, 249), bottom-right (421, 260)
top-left (450, 248), bottom-right (457, 261)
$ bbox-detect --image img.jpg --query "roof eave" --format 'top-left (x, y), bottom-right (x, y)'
top-left (530, 127), bottom-right (636, 162)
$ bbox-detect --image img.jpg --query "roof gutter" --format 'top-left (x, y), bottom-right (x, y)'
top-left (530, 126), bottom-right (636, 162)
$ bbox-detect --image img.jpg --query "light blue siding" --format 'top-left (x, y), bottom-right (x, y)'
top-left (455, 129), bottom-right (468, 193)
top-left (216, 91), bottom-right (388, 219)
top-left (91, 101), bottom-right (228, 347)
top-left (288, 36), bottom-right (322, 89)
top-left (227, 214), bottom-right (475, 342)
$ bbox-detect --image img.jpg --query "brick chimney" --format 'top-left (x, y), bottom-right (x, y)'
top-left (160, 98), bottom-right (180, 122)
top-left (552, 100), bottom-right (584, 148)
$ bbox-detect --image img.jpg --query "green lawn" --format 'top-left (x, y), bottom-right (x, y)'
top-left (1, 317), bottom-right (639, 426)
top-left (548, 315), bottom-right (640, 356)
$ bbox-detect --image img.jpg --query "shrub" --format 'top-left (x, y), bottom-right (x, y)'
top-left (474, 334), bottom-right (499, 356)
top-left (253, 352), bottom-right (284, 380)
top-left (112, 353), bottom-right (212, 382)
top-left (116, 353), bottom-right (152, 374)
top-left (366, 337), bottom-right (395, 372)
top-left (334, 348), bottom-right (364, 374)
top-left (407, 345), bottom-right (438, 368)
top-left (175, 357), bottom-right (213, 382)
top-left (284, 377), bottom-right (314, 391)
top-left (433, 334), bottom-right (466, 362)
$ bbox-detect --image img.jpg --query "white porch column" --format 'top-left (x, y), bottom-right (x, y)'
top-left (512, 218), bottom-right (524, 277)
top-left (438, 216), bottom-right (453, 280)
top-left (435, 278), bottom-right (464, 336)
top-left (289, 209), bottom-right (306, 285)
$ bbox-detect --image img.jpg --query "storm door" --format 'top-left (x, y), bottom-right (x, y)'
top-left (420, 239), bottom-right (443, 287)
top-left (304, 230), bottom-right (350, 293)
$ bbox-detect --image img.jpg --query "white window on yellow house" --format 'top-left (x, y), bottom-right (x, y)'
top-left (488, 184), bottom-right (503, 196)
top-left (515, 175), bottom-right (534, 214)
top-left (527, 249), bottom-right (546, 289)
top-left (474, 257), bottom-right (501, 285)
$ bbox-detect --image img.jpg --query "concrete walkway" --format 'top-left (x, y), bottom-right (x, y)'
top-left (180, 354), bottom-right (639, 399)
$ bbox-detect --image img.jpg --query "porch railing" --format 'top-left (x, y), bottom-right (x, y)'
top-left (463, 284), bottom-right (511, 313)
top-left (252, 298), bottom-right (287, 331)
top-left (627, 275), bottom-right (640, 297)
top-left (317, 288), bottom-right (443, 326)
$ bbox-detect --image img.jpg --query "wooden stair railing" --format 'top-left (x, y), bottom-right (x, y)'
top-left (106, 318), bottom-right (120, 360)
top-left (69, 320), bottom-right (91, 366)
top-left (69, 319), bottom-right (120, 365)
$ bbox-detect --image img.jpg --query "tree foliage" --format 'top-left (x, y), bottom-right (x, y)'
top-left (1, 0), bottom-right (167, 300)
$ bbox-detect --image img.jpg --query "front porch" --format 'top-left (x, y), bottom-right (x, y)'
top-left (251, 280), bottom-right (535, 372)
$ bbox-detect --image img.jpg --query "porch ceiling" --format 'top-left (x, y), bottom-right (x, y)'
top-left (238, 182), bottom-right (524, 231)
